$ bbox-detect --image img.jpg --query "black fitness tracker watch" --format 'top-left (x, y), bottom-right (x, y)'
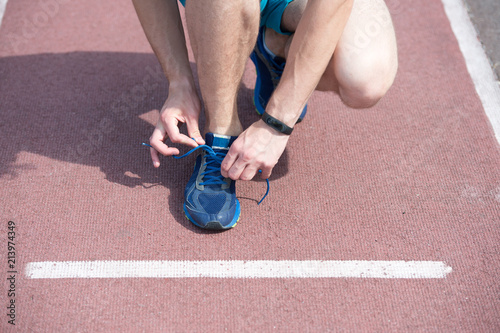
top-left (262, 112), bottom-right (293, 135)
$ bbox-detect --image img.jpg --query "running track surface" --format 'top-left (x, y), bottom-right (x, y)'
top-left (1, 0), bottom-right (499, 331)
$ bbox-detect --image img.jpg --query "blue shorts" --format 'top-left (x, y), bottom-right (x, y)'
top-left (178, 0), bottom-right (293, 35)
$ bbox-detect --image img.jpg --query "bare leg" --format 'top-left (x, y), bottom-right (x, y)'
top-left (265, 0), bottom-right (398, 109)
top-left (185, 0), bottom-right (260, 136)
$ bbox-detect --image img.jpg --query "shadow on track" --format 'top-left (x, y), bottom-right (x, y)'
top-left (0, 52), bottom-right (289, 231)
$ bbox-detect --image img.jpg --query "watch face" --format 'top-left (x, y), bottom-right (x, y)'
top-left (262, 112), bottom-right (293, 135)
top-left (266, 117), bottom-right (283, 131)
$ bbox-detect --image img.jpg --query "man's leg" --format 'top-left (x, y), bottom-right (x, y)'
top-left (265, 0), bottom-right (398, 108)
top-left (179, 1), bottom-right (261, 230)
top-left (184, 0), bottom-right (260, 136)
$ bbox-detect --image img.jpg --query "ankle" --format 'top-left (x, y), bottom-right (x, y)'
top-left (205, 122), bottom-right (243, 137)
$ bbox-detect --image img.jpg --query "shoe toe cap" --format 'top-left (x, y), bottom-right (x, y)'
top-left (184, 201), bottom-right (240, 230)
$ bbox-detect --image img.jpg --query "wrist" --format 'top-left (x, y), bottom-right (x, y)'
top-left (265, 95), bottom-right (304, 127)
top-left (167, 78), bottom-right (200, 106)
top-left (168, 76), bottom-right (197, 94)
top-left (261, 112), bottom-right (294, 135)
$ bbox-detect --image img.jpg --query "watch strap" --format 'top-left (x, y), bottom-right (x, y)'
top-left (262, 112), bottom-right (293, 135)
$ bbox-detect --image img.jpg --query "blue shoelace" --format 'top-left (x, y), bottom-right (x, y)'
top-left (174, 145), bottom-right (228, 186)
top-left (142, 143), bottom-right (269, 205)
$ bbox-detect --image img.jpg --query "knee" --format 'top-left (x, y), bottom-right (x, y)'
top-left (223, 0), bottom-right (260, 29)
top-left (239, 0), bottom-right (260, 27)
top-left (186, 0), bottom-right (259, 30)
top-left (339, 78), bottom-right (391, 109)
top-left (338, 58), bottom-right (398, 109)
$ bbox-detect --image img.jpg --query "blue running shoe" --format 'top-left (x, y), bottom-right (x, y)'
top-left (250, 26), bottom-right (307, 123)
top-left (175, 133), bottom-right (240, 230)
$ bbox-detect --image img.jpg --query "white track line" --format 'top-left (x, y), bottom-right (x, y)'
top-left (0, 0), bottom-right (8, 29)
top-left (25, 260), bottom-right (452, 279)
top-left (441, 0), bottom-right (500, 145)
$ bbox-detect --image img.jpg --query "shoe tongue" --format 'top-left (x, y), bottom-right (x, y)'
top-left (205, 133), bottom-right (237, 151)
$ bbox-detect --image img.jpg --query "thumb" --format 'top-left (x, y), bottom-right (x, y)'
top-left (186, 119), bottom-right (205, 145)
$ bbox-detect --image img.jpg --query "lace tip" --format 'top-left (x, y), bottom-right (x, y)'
top-left (142, 143), bottom-right (153, 148)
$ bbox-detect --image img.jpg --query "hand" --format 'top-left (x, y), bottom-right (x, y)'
top-left (221, 119), bottom-right (289, 180)
top-left (148, 85), bottom-right (205, 167)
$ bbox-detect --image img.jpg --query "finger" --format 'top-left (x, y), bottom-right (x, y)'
top-left (240, 165), bottom-right (259, 181)
top-left (226, 158), bottom-right (247, 181)
top-left (150, 128), bottom-right (180, 157)
top-left (150, 141), bottom-right (180, 157)
top-left (260, 166), bottom-right (272, 179)
top-left (221, 148), bottom-right (238, 178)
top-left (164, 119), bottom-right (199, 148)
top-left (150, 147), bottom-right (161, 168)
top-left (186, 119), bottom-right (205, 146)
